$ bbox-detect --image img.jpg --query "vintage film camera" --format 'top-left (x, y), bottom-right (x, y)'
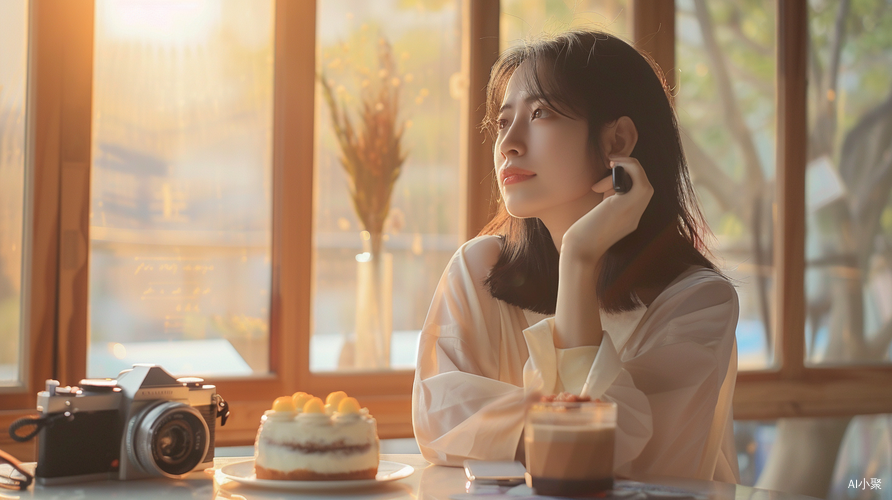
top-left (11, 364), bottom-right (229, 485)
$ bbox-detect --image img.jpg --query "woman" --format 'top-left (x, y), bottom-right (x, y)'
top-left (412, 30), bottom-right (739, 483)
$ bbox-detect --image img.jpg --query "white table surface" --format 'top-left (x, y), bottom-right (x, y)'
top-left (5, 454), bottom-right (821, 500)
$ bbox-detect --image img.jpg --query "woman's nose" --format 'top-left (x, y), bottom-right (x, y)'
top-left (499, 125), bottom-right (525, 158)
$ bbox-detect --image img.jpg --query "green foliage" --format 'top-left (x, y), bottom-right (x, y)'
top-left (677, 0), bottom-right (777, 216)
top-left (718, 212), bottom-right (746, 238)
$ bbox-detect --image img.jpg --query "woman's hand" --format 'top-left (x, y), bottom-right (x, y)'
top-left (562, 155), bottom-right (654, 263)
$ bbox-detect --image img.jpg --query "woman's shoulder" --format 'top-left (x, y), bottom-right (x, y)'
top-left (454, 235), bottom-right (503, 284)
top-left (459, 234), bottom-right (503, 259)
top-left (673, 265), bottom-right (735, 291)
top-left (653, 265), bottom-right (737, 313)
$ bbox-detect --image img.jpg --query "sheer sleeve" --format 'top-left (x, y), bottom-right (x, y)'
top-left (412, 335), bottom-right (533, 465)
top-left (412, 237), bottom-right (535, 465)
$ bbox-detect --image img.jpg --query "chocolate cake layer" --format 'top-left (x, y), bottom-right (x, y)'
top-left (262, 438), bottom-right (372, 454)
top-left (255, 465), bottom-right (378, 481)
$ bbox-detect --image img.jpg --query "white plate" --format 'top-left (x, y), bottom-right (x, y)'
top-left (216, 460), bottom-right (414, 491)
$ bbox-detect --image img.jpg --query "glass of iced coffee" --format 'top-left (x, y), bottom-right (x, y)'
top-left (524, 398), bottom-right (617, 496)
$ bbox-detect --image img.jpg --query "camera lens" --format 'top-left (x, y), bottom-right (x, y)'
top-left (126, 401), bottom-right (209, 478)
top-left (154, 419), bottom-right (193, 464)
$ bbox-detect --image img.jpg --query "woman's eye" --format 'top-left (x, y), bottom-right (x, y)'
top-left (532, 108), bottom-right (549, 119)
top-left (497, 119), bottom-right (508, 130)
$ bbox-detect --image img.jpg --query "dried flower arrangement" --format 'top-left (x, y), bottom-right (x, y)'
top-left (319, 38), bottom-right (407, 258)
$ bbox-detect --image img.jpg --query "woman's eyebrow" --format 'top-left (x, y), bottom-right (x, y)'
top-left (499, 95), bottom-right (550, 114)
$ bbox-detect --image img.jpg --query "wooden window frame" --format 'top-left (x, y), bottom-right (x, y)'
top-left (0, 0), bottom-right (88, 460)
top-left (1, 0), bottom-right (502, 452)
top-left (5, 0), bottom-right (892, 461)
top-left (634, 0), bottom-right (892, 420)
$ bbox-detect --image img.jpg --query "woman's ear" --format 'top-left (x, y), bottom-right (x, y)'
top-left (602, 116), bottom-right (638, 157)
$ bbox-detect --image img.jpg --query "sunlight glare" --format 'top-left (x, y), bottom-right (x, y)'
top-left (97, 0), bottom-right (220, 47)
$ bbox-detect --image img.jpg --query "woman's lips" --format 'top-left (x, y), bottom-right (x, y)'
top-left (503, 173), bottom-right (536, 185)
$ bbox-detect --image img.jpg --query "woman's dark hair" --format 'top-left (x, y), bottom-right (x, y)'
top-left (479, 30), bottom-right (719, 314)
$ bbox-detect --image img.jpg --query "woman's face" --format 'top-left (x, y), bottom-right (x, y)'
top-left (493, 67), bottom-right (606, 222)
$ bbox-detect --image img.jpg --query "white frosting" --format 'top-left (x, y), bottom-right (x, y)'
top-left (333, 410), bottom-right (366, 424)
top-left (256, 441), bottom-right (379, 474)
top-left (254, 412), bottom-right (379, 474)
top-left (296, 412), bottom-right (331, 424)
top-left (264, 410), bottom-right (296, 421)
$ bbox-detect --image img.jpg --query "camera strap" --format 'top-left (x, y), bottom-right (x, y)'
top-left (7, 412), bottom-right (75, 443)
top-left (214, 395), bottom-right (231, 427)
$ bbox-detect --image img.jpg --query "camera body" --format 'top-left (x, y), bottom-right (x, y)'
top-left (34, 364), bottom-right (225, 485)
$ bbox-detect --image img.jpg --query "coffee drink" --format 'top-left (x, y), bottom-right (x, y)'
top-left (524, 401), bottom-right (616, 496)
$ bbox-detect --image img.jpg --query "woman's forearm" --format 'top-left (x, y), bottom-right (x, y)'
top-left (553, 247), bottom-right (604, 348)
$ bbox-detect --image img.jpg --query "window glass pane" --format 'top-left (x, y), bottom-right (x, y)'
top-left (733, 420), bottom-right (777, 486)
top-left (0, 0), bottom-right (28, 387)
top-left (676, 0), bottom-right (777, 370)
top-left (312, 0), bottom-right (462, 371)
top-left (805, 0), bottom-right (892, 367)
top-left (89, 0), bottom-right (274, 378)
top-left (501, 0), bottom-right (631, 48)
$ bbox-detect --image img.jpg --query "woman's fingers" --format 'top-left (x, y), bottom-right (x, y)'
top-left (607, 156), bottom-right (653, 199)
top-left (608, 156), bottom-right (650, 187)
top-left (567, 157), bottom-right (654, 258)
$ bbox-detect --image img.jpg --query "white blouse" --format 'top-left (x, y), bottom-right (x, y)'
top-left (412, 235), bottom-right (740, 483)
